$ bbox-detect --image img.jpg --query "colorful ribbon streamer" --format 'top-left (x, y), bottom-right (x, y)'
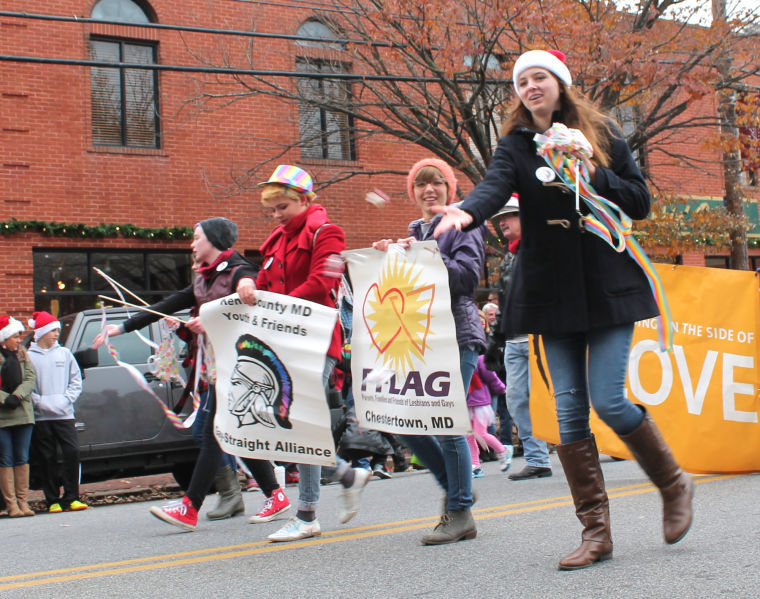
top-left (94, 270), bottom-right (204, 429)
top-left (534, 123), bottom-right (673, 352)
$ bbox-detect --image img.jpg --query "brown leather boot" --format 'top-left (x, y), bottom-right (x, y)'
top-left (14, 464), bottom-right (35, 516)
top-left (0, 466), bottom-right (23, 518)
top-left (556, 436), bottom-right (613, 570)
top-left (620, 408), bottom-right (693, 544)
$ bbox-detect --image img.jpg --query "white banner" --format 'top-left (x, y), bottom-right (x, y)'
top-left (199, 292), bottom-right (338, 467)
top-left (343, 241), bottom-right (470, 435)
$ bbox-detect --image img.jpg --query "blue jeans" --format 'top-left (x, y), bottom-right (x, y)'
top-left (505, 340), bottom-right (550, 467)
top-left (0, 424), bottom-right (34, 467)
top-left (542, 324), bottom-right (644, 444)
top-left (192, 390), bottom-right (236, 471)
top-left (401, 346), bottom-right (477, 512)
top-left (297, 356), bottom-right (349, 513)
top-left (494, 393), bottom-right (513, 447)
top-left (344, 386), bottom-right (370, 469)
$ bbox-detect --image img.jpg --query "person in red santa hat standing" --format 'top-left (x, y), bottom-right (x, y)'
top-left (0, 314), bottom-right (36, 517)
top-left (27, 311), bottom-right (88, 513)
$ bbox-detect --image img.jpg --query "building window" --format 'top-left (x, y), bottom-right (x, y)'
top-left (613, 103), bottom-right (647, 172)
top-left (34, 249), bottom-right (192, 317)
top-left (91, 0), bottom-right (154, 22)
top-left (295, 20), bottom-right (355, 161)
top-left (464, 53), bottom-right (508, 167)
top-left (89, 38), bottom-right (160, 148)
top-left (706, 255), bottom-right (760, 270)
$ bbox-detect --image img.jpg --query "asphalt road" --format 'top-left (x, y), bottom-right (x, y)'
top-left (2, 454), bottom-right (758, 599)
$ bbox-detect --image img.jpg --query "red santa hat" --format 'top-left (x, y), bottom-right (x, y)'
top-left (0, 315), bottom-right (25, 343)
top-left (512, 49), bottom-right (573, 95)
top-left (28, 311), bottom-right (61, 342)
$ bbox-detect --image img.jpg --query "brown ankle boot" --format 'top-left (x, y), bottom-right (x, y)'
top-left (0, 467), bottom-right (23, 518)
top-left (14, 464), bottom-right (35, 517)
top-left (556, 436), bottom-right (613, 570)
top-left (620, 408), bottom-right (693, 544)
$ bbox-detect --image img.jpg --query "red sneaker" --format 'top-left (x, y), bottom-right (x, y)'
top-left (246, 478), bottom-right (260, 492)
top-left (285, 470), bottom-right (300, 485)
top-left (248, 488), bottom-right (291, 523)
top-left (149, 496), bottom-right (198, 531)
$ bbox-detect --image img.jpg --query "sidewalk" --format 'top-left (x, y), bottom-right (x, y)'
top-left (26, 473), bottom-right (182, 511)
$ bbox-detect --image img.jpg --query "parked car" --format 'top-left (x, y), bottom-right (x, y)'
top-left (28, 307), bottom-right (199, 490)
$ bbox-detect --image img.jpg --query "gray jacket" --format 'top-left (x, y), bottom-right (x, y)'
top-left (28, 342), bottom-right (82, 421)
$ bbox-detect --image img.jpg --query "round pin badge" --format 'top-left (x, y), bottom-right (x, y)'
top-left (535, 166), bottom-right (556, 183)
top-left (216, 261), bottom-right (229, 272)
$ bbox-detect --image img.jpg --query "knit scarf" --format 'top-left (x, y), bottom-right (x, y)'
top-left (198, 249), bottom-right (235, 280)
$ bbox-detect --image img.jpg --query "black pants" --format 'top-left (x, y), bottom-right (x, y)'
top-left (186, 387), bottom-right (277, 509)
top-left (33, 419), bottom-right (80, 509)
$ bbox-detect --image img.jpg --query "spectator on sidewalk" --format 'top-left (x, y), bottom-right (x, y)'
top-left (28, 311), bottom-right (88, 513)
top-left (0, 315), bottom-right (36, 517)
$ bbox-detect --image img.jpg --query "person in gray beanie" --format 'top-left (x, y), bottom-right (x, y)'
top-left (197, 217), bottom-right (238, 251)
top-left (93, 217), bottom-right (290, 531)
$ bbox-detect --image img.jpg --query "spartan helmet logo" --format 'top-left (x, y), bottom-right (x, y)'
top-left (228, 334), bottom-right (293, 429)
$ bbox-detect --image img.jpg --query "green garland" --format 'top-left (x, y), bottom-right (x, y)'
top-left (0, 219), bottom-right (192, 240)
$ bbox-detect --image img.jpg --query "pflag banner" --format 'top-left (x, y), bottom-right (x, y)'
top-left (530, 264), bottom-right (760, 474)
top-left (199, 292), bottom-right (338, 467)
top-left (343, 241), bottom-right (470, 436)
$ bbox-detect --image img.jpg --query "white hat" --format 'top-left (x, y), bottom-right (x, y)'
top-left (493, 194), bottom-right (520, 218)
top-left (513, 49), bottom-right (572, 95)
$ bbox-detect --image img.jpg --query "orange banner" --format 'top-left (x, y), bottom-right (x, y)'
top-left (530, 264), bottom-right (760, 474)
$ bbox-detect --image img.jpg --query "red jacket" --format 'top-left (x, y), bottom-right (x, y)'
top-left (257, 203), bottom-right (345, 358)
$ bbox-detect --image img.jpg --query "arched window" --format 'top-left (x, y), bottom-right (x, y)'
top-left (91, 0), bottom-right (153, 23)
top-left (296, 19), bottom-right (343, 50)
top-left (89, 0), bottom-right (160, 148)
top-left (295, 20), bottom-right (355, 161)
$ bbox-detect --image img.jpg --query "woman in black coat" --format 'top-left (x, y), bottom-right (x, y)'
top-left (432, 49), bottom-right (692, 570)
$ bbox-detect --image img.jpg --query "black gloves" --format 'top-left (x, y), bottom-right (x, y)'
top-left (2, 394), bottom-right (21, 409)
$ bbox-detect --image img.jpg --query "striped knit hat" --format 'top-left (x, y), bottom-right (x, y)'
top-left (258, 165), bottom-right (317, 202)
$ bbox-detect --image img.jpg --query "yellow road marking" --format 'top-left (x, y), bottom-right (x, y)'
top-left (0, 474), bottom-right (733, 590)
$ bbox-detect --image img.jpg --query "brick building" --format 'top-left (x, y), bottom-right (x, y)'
top-left (1, 0), bottom-right (758, 318)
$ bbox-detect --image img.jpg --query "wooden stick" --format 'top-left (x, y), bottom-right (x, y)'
top-left (93, 267), bottom-right (150, 306)
top-left (97, 295), bottom-right (188, 324)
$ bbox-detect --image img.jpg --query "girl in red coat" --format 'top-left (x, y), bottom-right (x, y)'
top-left (237, 165), bottom-right (370, 542)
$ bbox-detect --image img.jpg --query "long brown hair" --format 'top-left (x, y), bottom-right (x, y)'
top-left (500, 79), bottom-right (615, 167)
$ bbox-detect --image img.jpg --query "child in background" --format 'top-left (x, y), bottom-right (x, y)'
top-left (467, 353), bottom-right (512, 477)
top-left (27, 311), bottom-right (87, 513)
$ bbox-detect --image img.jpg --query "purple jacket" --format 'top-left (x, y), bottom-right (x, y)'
top-left (409, 211), bottom-right (487, 353)
top-left (467, 354), bottom-right (506, 407)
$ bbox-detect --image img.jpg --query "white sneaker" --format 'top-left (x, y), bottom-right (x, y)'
top-left (267, 517), bottom-right (321, 542)
top-left (497, 445), bottom-right (514, 472)
top-left (339, 467), bottom-right (371, 524)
